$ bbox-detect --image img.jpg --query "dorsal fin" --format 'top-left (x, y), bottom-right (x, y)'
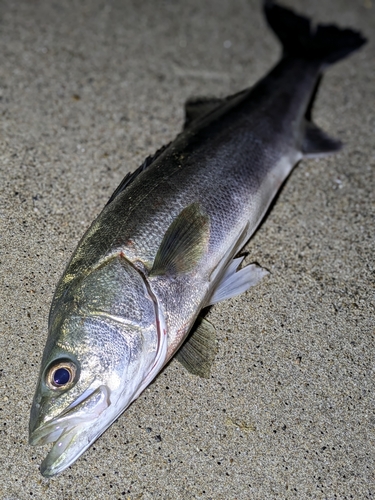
top-left (106, 142), bottom-right (171, 206)
top-left (184, 97), bottom-right (224, 128)
top-left (184, 88), bottom-right (249, 128)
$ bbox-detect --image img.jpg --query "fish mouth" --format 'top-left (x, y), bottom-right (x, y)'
top-left (29, 385), bottom-right (111, 477)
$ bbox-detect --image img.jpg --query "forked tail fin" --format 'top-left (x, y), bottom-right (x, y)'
top-left (264, 1), bottom-right (367, 66)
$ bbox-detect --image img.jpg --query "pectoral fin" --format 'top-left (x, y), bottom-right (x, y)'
top-left (176, 317), bottom-right (216, 378)
top-left (206, 257), bottom-right (269, 306)
top-left (150, 203), bottom-right (210, 277)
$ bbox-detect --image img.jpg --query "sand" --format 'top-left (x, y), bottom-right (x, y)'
top-left (0, 0), bottom-right (374, 498)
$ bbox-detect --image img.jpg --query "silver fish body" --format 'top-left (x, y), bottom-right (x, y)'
top-left (29, 1), bottom-right (366, 476)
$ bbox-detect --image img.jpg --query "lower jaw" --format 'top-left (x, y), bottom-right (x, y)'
top-left (40, 426), bottom-right (84, 477)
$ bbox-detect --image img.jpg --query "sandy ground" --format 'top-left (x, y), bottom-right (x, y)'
top-left (0, 0), bottom-right (374, 498)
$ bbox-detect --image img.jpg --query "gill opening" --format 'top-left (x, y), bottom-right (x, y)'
top-left (118, 252), bottom-right (168, 400)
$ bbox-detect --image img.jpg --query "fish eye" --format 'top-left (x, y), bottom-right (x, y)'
top-left (45, 360), bottom-right (78, 390)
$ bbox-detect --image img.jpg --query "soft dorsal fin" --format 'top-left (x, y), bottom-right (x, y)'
top-left (106, 143), bottom-right (171, 206)
top-left (184, 89), bottom-right (248, 128)
top-left (184, 98), bottom-right (224, 128)
top-left (175, 316), bottom-right (216, 378)
top-left (150, 203), bottom-right (210, 277)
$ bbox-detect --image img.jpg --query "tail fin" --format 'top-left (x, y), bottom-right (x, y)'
top-left (264, 1), bottom-right (367, 65)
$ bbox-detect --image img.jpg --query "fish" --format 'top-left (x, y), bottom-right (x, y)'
top-left (29, 0), bottom-right (366, 477)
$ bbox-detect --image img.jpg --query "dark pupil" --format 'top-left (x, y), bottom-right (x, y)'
top-left (53, 367), bottom-right (71, 386)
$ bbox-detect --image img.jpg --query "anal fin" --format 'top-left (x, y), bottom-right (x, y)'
top-left (302, 120), bottom-right (342, 158)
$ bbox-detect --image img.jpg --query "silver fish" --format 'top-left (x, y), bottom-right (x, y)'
top-left (29, 1), bottom-right (366, 476)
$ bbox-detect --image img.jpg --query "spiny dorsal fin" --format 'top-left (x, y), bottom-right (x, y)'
top-left (175, 317), bottom-right (216, 378)
top-left (106, 142), bottom-right (171, 206)
top-left (150, 203), bottom-right (210, 277)
top-left (302, 120), bottom-right (342, 158)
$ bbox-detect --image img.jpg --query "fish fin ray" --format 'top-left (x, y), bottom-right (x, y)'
top-left (106, 143), bottom-right (171, 206)
top-left (150, 203), bottom-right (210, 276)
top-left (207, 259), bottom-right (269, 306)
top-left (302, 121), bottom-right (342, 157)
top-left (176, 317), bottom-right (216, 378)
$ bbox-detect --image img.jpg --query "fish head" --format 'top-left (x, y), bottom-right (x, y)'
top-left (29, 254), bottom-right (165, 476)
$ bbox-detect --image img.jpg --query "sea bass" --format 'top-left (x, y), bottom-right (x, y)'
top-left (29, 1), bottom-right (366, 476)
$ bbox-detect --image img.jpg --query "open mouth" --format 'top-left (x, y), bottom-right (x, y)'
top-left (30, 385), bottom-right (110, 477)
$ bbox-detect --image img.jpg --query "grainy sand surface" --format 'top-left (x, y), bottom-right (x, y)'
top-left (1, 0), bottom-right (374, 498)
